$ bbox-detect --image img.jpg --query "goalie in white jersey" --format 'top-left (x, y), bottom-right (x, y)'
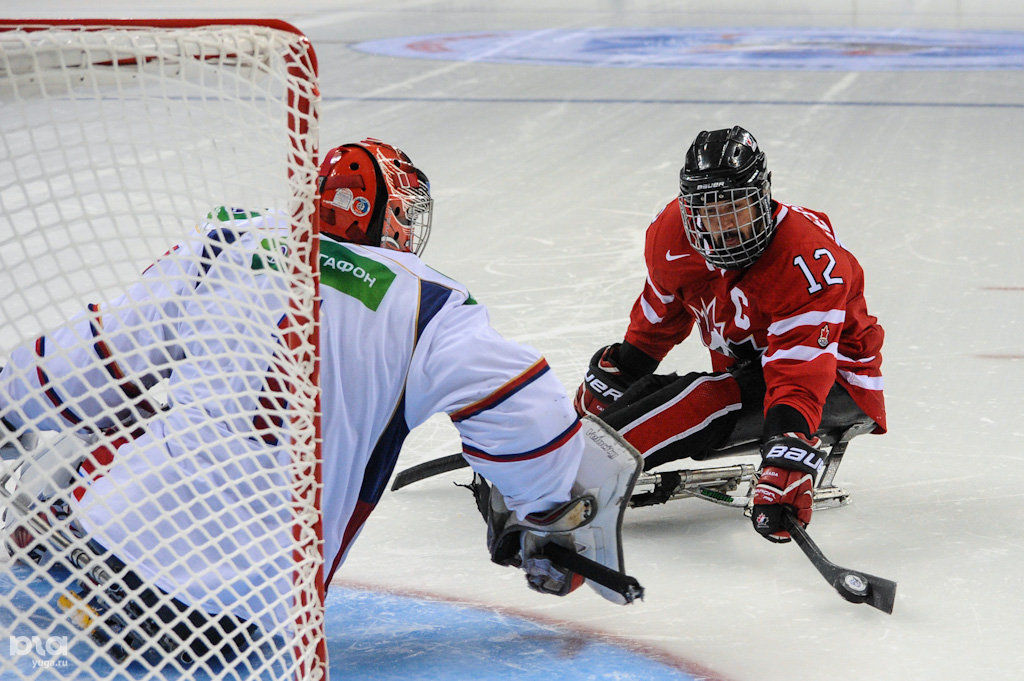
top-left (0, 138), bottom-right (641, 664)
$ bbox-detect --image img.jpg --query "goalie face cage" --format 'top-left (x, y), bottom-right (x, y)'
top-left (0, 19), bottom-right (324, 680)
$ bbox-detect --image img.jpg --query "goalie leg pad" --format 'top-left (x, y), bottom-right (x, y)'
top-left (551, 416), bottom-right (642, 603)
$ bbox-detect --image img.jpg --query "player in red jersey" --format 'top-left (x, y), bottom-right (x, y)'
top-left (575, 126), bottom-right (885, 542)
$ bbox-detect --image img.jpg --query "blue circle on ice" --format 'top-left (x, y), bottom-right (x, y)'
top-left (352, 28), bottom-right (1024, 71)
top-left (325, 586), bottom-right (707, 680)
top-left (0, 562), bottom-right (710, 680)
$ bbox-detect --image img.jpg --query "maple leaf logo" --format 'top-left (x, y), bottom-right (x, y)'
top-left (688, 298), bottom-right (732, 357)
top-left (687, 297), bottom-right (766, 361)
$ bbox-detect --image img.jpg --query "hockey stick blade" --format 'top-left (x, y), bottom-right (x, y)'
top-left (782, 509), bottom-right (896, 614)
top-left (541, 542), bottom-right (645, 604)
top-left (391, 453), bottom-right (468, 491)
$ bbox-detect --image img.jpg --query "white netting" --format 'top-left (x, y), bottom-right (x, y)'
top-left (0, 21), bottom-right (323, 680)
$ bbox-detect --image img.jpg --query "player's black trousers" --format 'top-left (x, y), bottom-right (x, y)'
top-left (600, 368), bottom-right (866, 471)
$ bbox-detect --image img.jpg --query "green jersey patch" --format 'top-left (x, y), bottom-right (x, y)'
top-left (207, 206), bottom-right (262, 222)
top-left (320, 240), bottom-right (396, 311)
top-left (250, 237), bottom-right (289, 273)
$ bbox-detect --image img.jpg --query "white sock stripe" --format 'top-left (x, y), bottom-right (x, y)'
top-left (637, 403), bottom-right (741, 457)
top-left (620, 372), bottom-right (737, 435)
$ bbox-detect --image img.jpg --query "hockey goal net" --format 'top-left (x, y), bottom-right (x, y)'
top-left (0, 19), bottom-right (323, 679)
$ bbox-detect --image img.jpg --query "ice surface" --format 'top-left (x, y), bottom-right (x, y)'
top-left (4, 2), bottom-right (1023, 679)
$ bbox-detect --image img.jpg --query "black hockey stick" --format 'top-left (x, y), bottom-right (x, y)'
top-left (782, 509), bottom-right (896, 614)
top-left (541, 542), bottom-right (645, 604)
top-left (391, 453), bottom-right (467, 491)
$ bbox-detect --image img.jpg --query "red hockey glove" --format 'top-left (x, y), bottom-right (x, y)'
top-left (574, 345), bottom-right (635, 418)
top-left (751, 432), bottom-right (826, 543)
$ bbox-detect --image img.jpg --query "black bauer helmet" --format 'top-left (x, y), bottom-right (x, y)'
top-left (678, 126), bottom-right (774, 270)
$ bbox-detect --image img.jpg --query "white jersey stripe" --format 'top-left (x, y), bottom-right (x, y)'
top-left (640, 295), bottom-right (664, 324)
top-left (838, 352), bottom-right (876, 364)
top-left (774, 204), bottom-right (789, 225)
top-left (767, 309), bottom-right (846, 337)
top-left (839, 369), bottom-right (884, 391)
top-left (646, 275), bottom-right (675, 303)
top-left (762, 343), bottom-right (838, 364)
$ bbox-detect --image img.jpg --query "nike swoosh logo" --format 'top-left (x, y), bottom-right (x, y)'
top-left (665, 251), bottom-right (690, 261)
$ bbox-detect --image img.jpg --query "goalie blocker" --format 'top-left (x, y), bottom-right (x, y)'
top-left (471, 416), bottom-right (645, 604)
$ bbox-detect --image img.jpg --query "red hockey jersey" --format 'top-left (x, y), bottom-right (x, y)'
top-left (624, 199), bottom-right (886, 434)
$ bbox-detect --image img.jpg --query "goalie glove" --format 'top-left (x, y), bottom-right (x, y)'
top-left (483, 489), bottom-right (592, 597)
top-left (751, 432), bottom-right (826, 543)
top-left (475, 417), bottom-right (644, 603)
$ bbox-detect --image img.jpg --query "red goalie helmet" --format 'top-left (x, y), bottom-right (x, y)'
top-left (316, 138), bottom-right (433, 254)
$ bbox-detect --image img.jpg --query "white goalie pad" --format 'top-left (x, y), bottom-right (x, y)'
top-left (519, 416), bottom-right (643, 604)
top-left (570, 416), bottom-right (643, 603)
top-left (7, 432), bottom-right (95, 502)
top-left (0, 421), bottom-right (37, 462)
top-left (1, 432), bottom-right (95, 564)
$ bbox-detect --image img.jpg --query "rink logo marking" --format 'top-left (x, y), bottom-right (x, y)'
top-left (319, 241), bottom-right (396, 310)
top-left (353, 28), bottom-right (1024, 71)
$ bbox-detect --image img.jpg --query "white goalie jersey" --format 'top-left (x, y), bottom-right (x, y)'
top-left (0, 210), bottom-right (583, 630)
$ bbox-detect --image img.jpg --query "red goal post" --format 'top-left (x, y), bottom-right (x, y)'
top-left (0, 18), bottom-right (324, 680)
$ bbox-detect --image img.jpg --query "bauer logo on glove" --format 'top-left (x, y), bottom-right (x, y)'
top-left (583, 372), bottom-right (625, 403)
top-left (573, 344), bottom-right (646, 418)
top-left (751, 432), bottom-right (826, 543)
top-left (761, 433), bottom-right (826, 476)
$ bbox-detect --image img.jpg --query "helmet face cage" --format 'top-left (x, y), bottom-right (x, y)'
top-left (367, 142), bottom-right (433, 256)
top-left (679, 181), bottom-right (774, 270)
top-left (316, 139), bottom-right (433, 255)
top-left (678, 126), bottom-right (774, 270)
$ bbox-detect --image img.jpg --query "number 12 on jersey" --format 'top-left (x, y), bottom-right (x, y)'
top-left (793, 248), bottom-right (843, 294)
